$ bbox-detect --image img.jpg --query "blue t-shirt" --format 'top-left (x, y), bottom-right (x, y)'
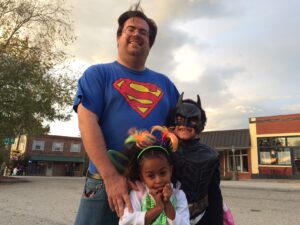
top-left (73, 61), bottom-right (179, 173)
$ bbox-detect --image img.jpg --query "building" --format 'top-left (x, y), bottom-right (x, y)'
top-left (200, 113), bottom-right (300, 180)
top-left (10, 135), bottom-right (86, 176)
top-left (201, 129), bottom-right (252, 179)
top-left (249, 113), bottom-right (300, 178)
top-left (9, 112), bottom-right (300, 179)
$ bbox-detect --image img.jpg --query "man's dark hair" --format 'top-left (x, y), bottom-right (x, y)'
top-left (117, 1), bottom-right (157, 47)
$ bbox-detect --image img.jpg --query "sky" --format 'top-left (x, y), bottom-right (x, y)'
top-left (49, 0), bottom-right (300, 137)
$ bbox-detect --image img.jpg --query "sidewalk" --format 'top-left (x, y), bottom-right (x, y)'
top-left (221, 179), bottom-right (300, 192)
top-left (0, 175), bottom-right (30, 184)
top-left (2, 176), bottom-right (300, 192)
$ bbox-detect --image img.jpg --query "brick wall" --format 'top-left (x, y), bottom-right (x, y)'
top-left (256, 113), bottom-right (300, 135)
top-left (26, 135), bottom-right (85, 157)
top-left (258, 166), bottom-right (293, 176)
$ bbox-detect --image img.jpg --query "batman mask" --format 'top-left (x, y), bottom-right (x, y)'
top-left (174, 93), bottom-right (204, 134)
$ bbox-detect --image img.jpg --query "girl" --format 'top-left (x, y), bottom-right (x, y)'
top-left (118, 127), bottom-right (190, 225)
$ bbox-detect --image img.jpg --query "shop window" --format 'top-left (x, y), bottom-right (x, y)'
top-left (273, 137), bottom-right (286, 147)
top-left (258, 137), bottom-right (292, 165)
top-left (70, 143), bottom-right (81, 153)
top-left (259, 148), bottom-right (291, 165)
top-left (52, 142), bottom-right (64, 151)
top-left (258, 137), bottom-right (285, 147)
top-left (228, 149), bottom-right (248, 172)
top-left (287, 137), bottom-right (300, 147)
top-left (32, 140), bottom-right (45, 151)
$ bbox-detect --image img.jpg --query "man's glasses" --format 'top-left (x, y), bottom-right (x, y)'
top-left (123, 26), bottom-right (149, 37)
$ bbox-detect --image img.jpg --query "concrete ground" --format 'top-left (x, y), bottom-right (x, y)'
top-left (221, 178), bottom-right (300, 192)
top-left (0, 176), bottom-right (84, 225)
top-left (1, 176), bottom-right (300, 225)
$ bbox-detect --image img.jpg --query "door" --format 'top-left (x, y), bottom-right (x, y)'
top-left (45, 162), bottom-right (53, 176)
top-left (291, 148), bottom-right (300, 175)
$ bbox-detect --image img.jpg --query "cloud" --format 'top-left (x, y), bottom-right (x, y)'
top-left (281, 104), bottom-right (300, 113)
top-left (50, 0), bottom-right (300, 136)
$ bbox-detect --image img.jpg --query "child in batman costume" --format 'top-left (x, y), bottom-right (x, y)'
top-left (170, 93), bottom-right (223, 225)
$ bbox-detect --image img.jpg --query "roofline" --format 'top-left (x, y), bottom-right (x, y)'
top-left (202, 128), bottom-right (249, 133)
top-left (249, 112), bottom-right (300, 120)
top-left (28, 134), bottom-right (81, 140)
top-left (215, 146), bottom-right (250, 150)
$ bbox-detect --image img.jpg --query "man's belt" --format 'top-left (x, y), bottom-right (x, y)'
top-left (86, 170), bottom-right (102, 180)
top-left (189, 195), bottom-right (208, 219)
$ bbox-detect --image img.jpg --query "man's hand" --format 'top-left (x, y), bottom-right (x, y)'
top-left (104, 173), bottom-right (133, 217)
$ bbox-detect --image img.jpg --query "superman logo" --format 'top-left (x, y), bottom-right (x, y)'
top-left (113, 78), bottom-right (164, 118)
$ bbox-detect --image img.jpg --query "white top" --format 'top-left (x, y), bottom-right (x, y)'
top-left (119, 185), bottom-right (190, 225)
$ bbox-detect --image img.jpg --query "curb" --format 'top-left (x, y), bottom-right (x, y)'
top-left (0, 176), bottom-right (30, 184)
top-left (221, 180), bottom-right (300, 193)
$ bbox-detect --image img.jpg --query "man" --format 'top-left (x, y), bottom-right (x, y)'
top-left (171, 93), bottom-right (223, 225)
top-left (73, 3), bottom-right (179, 225)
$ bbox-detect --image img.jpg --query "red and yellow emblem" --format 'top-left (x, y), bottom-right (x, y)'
top-left (113, 78), bottom-right (164, 118)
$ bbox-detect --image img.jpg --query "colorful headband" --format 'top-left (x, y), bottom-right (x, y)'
top-left (126, 126), bottom-right (178, 151)
top-left (136, 145), bottom-right (170, 161)
top-left (126, 128), bottom-right (156, 148)
top-left (150, 126), bottom-right (178, 151)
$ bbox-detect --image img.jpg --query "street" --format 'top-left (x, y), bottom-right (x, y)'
top-left (0, 176), bottom-right (300, 225)
top-left (222, 187), bottom-right (300, 225)
top-left (0, 176), bottom-right (83, 225)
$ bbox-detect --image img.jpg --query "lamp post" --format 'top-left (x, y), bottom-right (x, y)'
top-left (231, 145), bottom-right (237, 180)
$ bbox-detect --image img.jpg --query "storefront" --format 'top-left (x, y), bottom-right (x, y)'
top-left (10, 134), bottom-right (86, 177)
top-left (249, 113), bottom-right (300, 178)
top-left (26, 156), bottom-right (85, 176)
top-left (201, 129), bottom-right (251, 179)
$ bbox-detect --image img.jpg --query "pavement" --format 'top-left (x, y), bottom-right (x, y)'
top-left (0, 175), bottom-right (30, 184)
top-left (1, 175), bottom-right (300, 192)
top-left (221, 178), bottom-right (300, 192)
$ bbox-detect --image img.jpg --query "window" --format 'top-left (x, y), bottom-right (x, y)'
top-left (70, 143), bottom-right (81, 153)
top-left (52, 142), bottom-right (64, 151)
top-left (287, 137), bottom-right (300, 147)
top-left (228, 149), bottom-right (248, 172)
top-left (32, 140), bottom-right (45, 151)
top-left (258, 137), bottom-right (285, 147)
top-left (258, 137), bottom-right (292, 165)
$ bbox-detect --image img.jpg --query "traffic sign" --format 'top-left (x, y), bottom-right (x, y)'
top-left (3, 137), bottom-right (15, 145)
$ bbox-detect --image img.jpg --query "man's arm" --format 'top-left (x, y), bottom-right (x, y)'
top-left (77, 103), bottom-right (132, 217)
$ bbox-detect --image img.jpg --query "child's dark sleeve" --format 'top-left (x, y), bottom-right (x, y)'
top-left (207, 161), bottom-right (223, 225)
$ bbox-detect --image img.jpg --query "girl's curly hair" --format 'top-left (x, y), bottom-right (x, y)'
top-left (121, 126), bottom-right (177, 182)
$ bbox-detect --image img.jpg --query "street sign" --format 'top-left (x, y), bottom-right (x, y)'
top-left (3, 137), bottom-right (15, 145)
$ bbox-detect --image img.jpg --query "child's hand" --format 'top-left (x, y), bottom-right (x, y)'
top-left (149, 189), bottom-right (164, 210)
top-left (162, 183), bottom-right (173, 202)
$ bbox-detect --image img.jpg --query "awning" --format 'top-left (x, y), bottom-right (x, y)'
top-left (200, 129), bottom-right (251, 151)
top-left (30, 155), bottom-right (85, 163)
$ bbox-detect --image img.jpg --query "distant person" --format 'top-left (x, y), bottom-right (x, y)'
top-left (171, 93), bottom-right (223, 225)
top-left (73, 2), bottom-right (179, 225)
top-left (12, 167), bottom-right (18, 176)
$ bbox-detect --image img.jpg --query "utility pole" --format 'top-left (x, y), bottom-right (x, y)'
top-left (231, 145), bottom-right (238, 180)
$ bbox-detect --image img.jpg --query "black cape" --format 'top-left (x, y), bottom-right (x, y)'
top-left (173, 138), bottom-right (223, 225)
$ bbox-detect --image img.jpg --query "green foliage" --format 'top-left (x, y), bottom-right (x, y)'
top-left (0, 144), bottom-right (10, 168)
top-left (0, 0), bottom-right (77, 141)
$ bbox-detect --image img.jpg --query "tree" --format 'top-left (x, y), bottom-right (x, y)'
top-left (0, 0), bottom-right (76, 143)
